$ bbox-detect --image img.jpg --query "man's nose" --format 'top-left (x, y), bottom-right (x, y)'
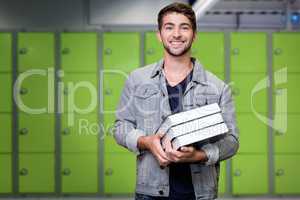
top-left (172, 28), bottom-right (181, 38)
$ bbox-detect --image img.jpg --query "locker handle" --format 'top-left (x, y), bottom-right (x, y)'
top-left (146, 48), bottom-right (155, 55)
top-left (105, 48), bottom-right (112, 55)
top-left (20, 88), bottom-right (28, 95)
top-left (62, 128), bottom-right (70, 135)
top-left (63, 88), bottom-right (68, 95)
top-left (275, 131), bottom-right (284, 136)
top-left (232, 87), bottom-right (240, 96)
top-left (274, 48), bottom-right (282, 55)
top-left (105, 88), bottom-right (112, 95)
top-left (105, 168), bottom-right (114, 176)
top-left (232, 48), bottom-right (239, 55)
top-left (19, 168), bottom-right (28, 176)
top-left (62, 168), bottom-right (71, 176)
top-left (19, 128), bottom-right (29, 135)
top-left (62, 48), bottom-right (70, 55)
top-left (234, 169), bottom-right (241, 177)
top-left (275, 169), bottom-right (284, 176)
top-left (19, 48), bottom-right (28, 55)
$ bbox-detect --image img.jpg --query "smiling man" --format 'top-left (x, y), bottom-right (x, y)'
top-left (114, 2), bottom-right (239, 200)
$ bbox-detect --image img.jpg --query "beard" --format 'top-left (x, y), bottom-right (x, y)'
top-left (162, 39), bottom-right (193, 57)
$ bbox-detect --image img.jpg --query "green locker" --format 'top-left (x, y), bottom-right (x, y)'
top-left (19, 113), bottom-right (54, 152)
top-left (0, 154), bottom-right (12, 193)
top-left (18, 32), bottom-right (54, 72)
top-left (232, 155), bottom-right (268, 195)
top-left (16, 72), bottom-right (54, 112)
top-left (61, 153), bottom-right (98, 193)
top-left (192, 32), bottom-right (225, 75)
top-left (145, 32), bottom-right (163, 65)
top-left (61, 113), bottom-right (98, 153)
top-left (0, 114), bottom-right (12, 152)
top-left (103, 73), bottom-right (129, 153)
top-left (230, 32), bottom-right (267, 73)
top-left (0, 33), bottom-right (12, 72)
top-left (231, 73), bottom-right (268, 113)
top-left (104, 152), bottom-right (136, 194)
top-left (274, 114), bottom-right (300, 153)
top-left (103, 32), bottom-right (140, 73)
top-left (0, 73), bottom-right (12, 112)
top-left (60, 73), bottom-right (98, 114)
top-left (274, 155), bottom-right (300, 194)
top-left (19, 153), bottom-right (54, 193)
top-left (218, 162), bottom-right (226, 195)
top-left (273, 33), bottom-right (300, 72)
top-left (236, 113), bottom-right (268, 153)
top-left (273, 73), bottom-right (300, 113)
top-left (61, 33), bottom-right (98, 72)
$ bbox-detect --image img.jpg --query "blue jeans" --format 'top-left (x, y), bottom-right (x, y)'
top-left (135, 193), bottom-right (169, 200)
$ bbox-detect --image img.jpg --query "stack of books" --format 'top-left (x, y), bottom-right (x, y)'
top-left (159, 103), bottom-right (228, 150)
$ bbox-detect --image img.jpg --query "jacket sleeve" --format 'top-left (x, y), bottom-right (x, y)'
top-left (113, 74), bottom-right (146, 155)
top-left (201, 84), bottom-right (240, 165)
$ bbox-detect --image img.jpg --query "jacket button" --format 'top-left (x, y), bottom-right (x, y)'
top-left (158, 190), bottom-right (164, 195)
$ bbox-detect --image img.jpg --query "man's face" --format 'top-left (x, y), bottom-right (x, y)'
top-left (157, 12), bottom-right (196, 57)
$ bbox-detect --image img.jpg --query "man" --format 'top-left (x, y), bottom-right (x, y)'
top-left (114, 2), bottom-right (239, 200)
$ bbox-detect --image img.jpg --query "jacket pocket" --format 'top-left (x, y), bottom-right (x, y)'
top-left (134, 84), bottom-right (160, 116)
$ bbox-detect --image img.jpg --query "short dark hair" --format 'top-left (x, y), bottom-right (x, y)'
top-left (157, 2), bottom-right (197, 32)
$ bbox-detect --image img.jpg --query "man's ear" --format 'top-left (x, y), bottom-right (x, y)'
top-left (192, 32), bottom-right (197, 42)
top-left (156, 30), bottom-right (162, 42)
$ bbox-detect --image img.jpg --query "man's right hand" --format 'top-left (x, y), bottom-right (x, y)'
top-left (137, 133), bottom-right (170, 167)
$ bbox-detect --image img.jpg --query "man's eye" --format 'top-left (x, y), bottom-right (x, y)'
top-left (165, 26), bottom-right (173, 30)
top-left (182, 26), bottom-right (190, 30)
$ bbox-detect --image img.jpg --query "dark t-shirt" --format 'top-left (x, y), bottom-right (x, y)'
top-left (166, 70), bottom-right (195, 200)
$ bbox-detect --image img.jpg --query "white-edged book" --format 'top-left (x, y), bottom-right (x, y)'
top-left (158, 103), bottom-right (221, 134)
top-left (172, 122), bottom-right (228, 150)
top-left (161, 113), bottom-right (224, 144)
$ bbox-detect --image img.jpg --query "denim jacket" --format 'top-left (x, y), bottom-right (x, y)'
top-left (114, 58), bottom-right (239, 200)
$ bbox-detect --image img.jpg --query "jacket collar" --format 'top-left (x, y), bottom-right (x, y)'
top-left (150, 57), bottom-right (208, 85)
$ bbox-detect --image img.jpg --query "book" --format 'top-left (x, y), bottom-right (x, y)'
top-left (172, 122), bottom-right (228, 150)
top-left (161, 113), bottom-right (224, 144)
top-left (158, 103), bottom-right (221, 135)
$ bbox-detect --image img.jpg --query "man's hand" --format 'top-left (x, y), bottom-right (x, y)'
top-left (163, 137), bottom-right (208, 163)
top-left (137, 133), bottom-right (171, 167)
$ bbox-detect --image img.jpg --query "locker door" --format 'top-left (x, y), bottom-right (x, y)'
top-left (232, 155), bottom-right (268, 194)
top-left (192, 32), bottom-right (225, 75)
top-left (19, 113), bottom-right (54, 152)
top-left (230, 32), bottom-right (267, 73)
top-left (61, 113), bottom-right (98, 153)
top-left (0, 74), bottom-right (12, 112)
top-left (60, 73), bottom-right (98, 114)
top-left (273, 73), bottom-right (300, 114)
top-left (231, 73), bottom-right (268, 113)
top-left (18, 33), bottom-right (54, 72)
top-left (218, 162), bottom-right (226, 194)
top-left (236, 113), bottom-right (268, 153)
top-left (0, 154), bottom-right (12, 193)
top-left (274, 155), bottom-right (300, 194)
top-left (274, 114), bottom-right (300, 153)
top-left (103, 73), bottom-right (128, 153)
top-left (62, 153), bottom-right (98, 193)
top-left (273, 33), bottom-right (300, 73)
top-left (16, 72), bottom-right (54, 112)
top-left (103, 32), bottom-right (140, 73)
top-left (0, 33), bottom-right (12, 72)
top-left (0, 114), bottom-right (12, 152)
top-left (61, 33), bottom-right (98, 72)
top-left (104, 152), bottom-right (136, 194)
top-left (145, 32), bottom-right (163, 65)
top-left (19, 153), bottom-right (54, 193)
